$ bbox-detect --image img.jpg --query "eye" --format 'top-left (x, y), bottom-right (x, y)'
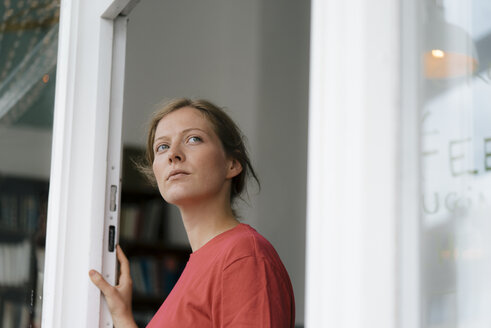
top-left (188, 136), bottom-right (202, 144)
top-left (155, 143), bottom-right (169, 152)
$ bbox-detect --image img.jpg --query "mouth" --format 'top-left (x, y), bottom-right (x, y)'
top-left (167, 170), bottom-right (190, 181)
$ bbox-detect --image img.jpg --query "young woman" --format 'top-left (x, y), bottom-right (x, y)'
top-left (89, 98), bottom-right (295, 327)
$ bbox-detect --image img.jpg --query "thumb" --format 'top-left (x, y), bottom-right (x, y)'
top-left (89, 270), bottom-right (112, 296)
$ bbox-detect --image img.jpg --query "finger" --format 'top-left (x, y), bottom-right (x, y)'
top-left (89, 270), bottom-right (114, 296)
top-left (117, 244), bottom-right (129, 264)
top-left (116, 245), bottom-right (132, 285)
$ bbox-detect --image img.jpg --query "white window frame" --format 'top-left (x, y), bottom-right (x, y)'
top-left (305, 0), bottom-right (401, 327)
top-left (399, 0), bottom-right (422, 326)
top-left (42, 1), bottom-right (137, 327)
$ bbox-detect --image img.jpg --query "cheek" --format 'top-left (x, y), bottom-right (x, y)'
top-left (202, 152), bottom-right (229, 180)
top-left (152, 157), bottom-right (165, 181)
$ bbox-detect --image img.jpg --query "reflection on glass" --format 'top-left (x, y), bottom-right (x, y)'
top-left (421, 0), bottom-right (491, 327)
top-left (0, 1), bottom-right (59, 327)
top-left (423, 0), bottom-right (479, 79)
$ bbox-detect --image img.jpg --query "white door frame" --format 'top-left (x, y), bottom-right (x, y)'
top-left (41, 0), bottom-right (407, 326)
top-left (305, 0), bottom-right (400, 327)
top-left (42, 1), bottom-right (137, 327)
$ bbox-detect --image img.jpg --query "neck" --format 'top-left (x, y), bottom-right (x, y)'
top-left (177, 196), bottom-right (239, 252)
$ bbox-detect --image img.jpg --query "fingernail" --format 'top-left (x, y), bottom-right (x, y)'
top-left (89, 270), bottom-right (96, 276)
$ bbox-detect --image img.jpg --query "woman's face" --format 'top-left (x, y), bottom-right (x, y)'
top-left (152, 106), bottom-right (241, 206)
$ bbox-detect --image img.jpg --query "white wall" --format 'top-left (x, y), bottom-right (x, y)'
top-left (122, 0), bottom-right (310, 324)
top-left (254, 2), bottom-right (310, 324)
top-left (122, 0), bottom-right (261, 149)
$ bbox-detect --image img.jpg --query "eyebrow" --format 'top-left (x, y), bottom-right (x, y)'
top-left (153, 128), bottom-right (208, 145)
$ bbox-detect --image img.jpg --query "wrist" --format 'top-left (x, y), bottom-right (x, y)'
top-left (113, 313), bottom-right (137, 328)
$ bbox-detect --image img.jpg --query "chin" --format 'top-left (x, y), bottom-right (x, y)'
top-left (161, 189), bottom-right (197, 206)
top-left (163, 188), bottom-right (220, 207)
top-left (158, 182), bottom-right (187, 203)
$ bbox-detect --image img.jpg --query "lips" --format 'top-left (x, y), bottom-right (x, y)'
top-left (167, 169), bottom-right (190, 181)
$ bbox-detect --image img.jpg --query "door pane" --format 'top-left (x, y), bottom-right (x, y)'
top-left (420, 0), bottom-right (491, 326)
top-left (0, 1), bottom-right (59, 327)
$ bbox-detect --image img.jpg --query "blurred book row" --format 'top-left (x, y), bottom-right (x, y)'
top-left (0, 177), bottom-right (46, 328)
top-left (120, 199), bottom-right (166, 241)
top-left (130, 255), bottom-right (186, 297)
top-left (0, 241), bottom-right (31, 287)
top-left (1, 300), bottom-right (29, 328)
top-left (133, 311), bottom-right (154, 327)
top-left (0, 193), bottom-right (45, 234)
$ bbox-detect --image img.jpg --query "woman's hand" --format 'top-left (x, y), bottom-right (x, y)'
top-left (89, 245), bottom-right (137, 328)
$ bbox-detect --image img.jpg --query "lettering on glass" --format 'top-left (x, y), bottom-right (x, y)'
top-left (485, 137), bottom-right (491, 171)
top-left (422, 192), bottom-right (439, 214)
top-left (422, 191), bottom-right (488, 215)
top-left (422, 111), bottom-right (439, 157)
top-left (448, 138), bottom-right (478, 177)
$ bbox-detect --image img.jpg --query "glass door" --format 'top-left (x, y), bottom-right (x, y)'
top-left (0, 0), bottom-right (60, 327)
top-left (416, 0), bottom-right (491, 326)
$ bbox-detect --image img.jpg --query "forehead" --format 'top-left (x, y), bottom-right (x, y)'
top-left (155, 107), bottom-right (214, 136)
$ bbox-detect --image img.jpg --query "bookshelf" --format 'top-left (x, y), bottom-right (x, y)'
top-left (120, 147), bottom-right (190, 327)
top-left (0, 148), bottom-right (190, 328)
top-left (0, 175), bottom-right (48, 328)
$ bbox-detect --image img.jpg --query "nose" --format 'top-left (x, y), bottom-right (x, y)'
top-left (167, 144), bottom-right (184, 163)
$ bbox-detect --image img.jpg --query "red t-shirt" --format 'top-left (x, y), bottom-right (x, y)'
top-left (146, 223), bottom-right (295, 327)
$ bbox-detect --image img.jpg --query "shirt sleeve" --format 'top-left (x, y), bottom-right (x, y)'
top-left (220, 256), bottom-right (294, 328)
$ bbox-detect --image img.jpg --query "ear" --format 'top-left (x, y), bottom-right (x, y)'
top-left (226, 158), bottom-right (243, 179)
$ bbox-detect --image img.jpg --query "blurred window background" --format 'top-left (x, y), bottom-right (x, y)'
top-left (0, 0), bottom-right (59, 327)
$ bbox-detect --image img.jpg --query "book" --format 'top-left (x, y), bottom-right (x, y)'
top-left (2, 300), bottom-right (30, 328)
top-left (129, 255), bottom-right (185, 297)
top-left (0, 240), bottom-right (31, 286)
top-left (120, 199), bottom-right (166, 241)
